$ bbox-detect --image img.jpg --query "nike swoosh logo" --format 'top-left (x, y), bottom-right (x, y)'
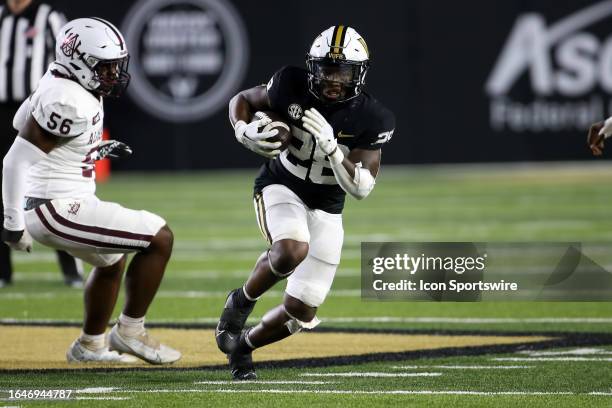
top-left (216, 330), bottom-right (234, 340)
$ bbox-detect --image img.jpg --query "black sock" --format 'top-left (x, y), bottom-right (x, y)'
top-left (236, 329), bottom-right (255, 354)
top-left (234, 287), bottom-right (256, 308)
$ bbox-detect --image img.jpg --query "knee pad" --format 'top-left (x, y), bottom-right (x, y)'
top-left (284, 309), bottom-right (321, 334)
top-left (285, 255), bottom-right (338, 307)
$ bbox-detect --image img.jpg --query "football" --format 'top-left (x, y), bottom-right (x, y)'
top-left (252, 111), bottom-right (292, 151)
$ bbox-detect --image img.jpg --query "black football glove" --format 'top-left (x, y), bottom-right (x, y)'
top-left (1, 228), bottom-right (32, 252)
top-left (95, 140), bottom-right (133, 160)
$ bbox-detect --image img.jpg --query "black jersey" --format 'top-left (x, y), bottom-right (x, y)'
top-left (254, 66), bottom-right (395, 214)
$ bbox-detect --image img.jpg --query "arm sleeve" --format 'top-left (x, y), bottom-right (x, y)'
top-left (355, 109), bottom-right (396, 150)
top-left (2, 137), bottom-right (47, 231)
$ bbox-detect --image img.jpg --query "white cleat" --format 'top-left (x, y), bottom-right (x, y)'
top-left (108, 323), bottom-right (181, 365)
top-left (66, 339), bottom-right (138, 363)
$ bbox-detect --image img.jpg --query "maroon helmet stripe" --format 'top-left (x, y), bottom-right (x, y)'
top-left (35, 208), bottom-right (145, 251)
top-left (44, 202), bottom-right (154, 242)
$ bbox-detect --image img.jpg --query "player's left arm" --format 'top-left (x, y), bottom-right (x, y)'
top-left (302, 108), bottom-right (390, 200)
top-left (335, 148), bottom-right (381, 200)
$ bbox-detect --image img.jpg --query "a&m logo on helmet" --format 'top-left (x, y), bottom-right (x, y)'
top-left (60, 32), bottom-right (80, 59)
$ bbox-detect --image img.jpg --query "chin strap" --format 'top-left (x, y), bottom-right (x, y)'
top-left (328, 148), bottom-right (375, 200)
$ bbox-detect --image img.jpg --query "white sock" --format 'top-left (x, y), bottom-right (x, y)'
top-left (79, 332), bottom-right (106, 350)
top-left (118, 313), bottom-right (145, 337)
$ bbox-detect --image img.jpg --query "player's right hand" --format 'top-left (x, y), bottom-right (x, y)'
top-left (588, 121), bottom-right (606, 156)
top-left (234, 119), bottom-right (281, 158)
top-left (1, 228), bottom-right (32, 252)
top-left (95, 140), bottom-right (133, 160)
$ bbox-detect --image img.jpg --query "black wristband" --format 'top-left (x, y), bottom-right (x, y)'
top-left (1, 229), bottom-right (24, 243)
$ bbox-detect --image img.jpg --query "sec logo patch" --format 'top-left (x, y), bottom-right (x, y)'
top-left (288, 103), bottom-right (303, 120)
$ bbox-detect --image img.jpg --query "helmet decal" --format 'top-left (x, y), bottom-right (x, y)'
top-left (327, 25), bottom-right (347, 59)
top-left (60, 33), bottom-right (80, 59)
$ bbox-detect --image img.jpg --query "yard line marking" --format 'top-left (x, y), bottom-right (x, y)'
top-left (91, 388), bottom-right (579, 396)
top-left (590, 392), bottom-right (612, 396)
top-left (302, 317), bottom-right (612, 324)
top-left (209, 389), bottom-right (577, 396)
top-left (193, 381), bottom-right (333, 385)
top-left (300, 372), bottom-right (442, 378)
top-left (493, 357), bottom-right (612, 362)
top-left (10, 268), bottom-right (360, 280)
top-left (392, 365), bottom-right (534, 370)
top-left (518, 348), bottom-right (612, 356)
top-left (74, 397), bottom-right (131, 400)
top-left (2, 316), bottom-right (612, 325)
top-left (0, 289), bottom-right (361, 300)
top-left (75, 387), bottom-right (119, 394)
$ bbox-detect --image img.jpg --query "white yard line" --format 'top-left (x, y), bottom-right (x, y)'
top-left (300, 372), bottom-right (442, 378)
top-left (10, 268), bottom-right (360, 281)
top-left (18, 386), bottom-right (611, 398)
top-left (0, 289), bottom-right (361, 300)
top-left (91, 388), bottom-right (578, 396)
top-left (392, 365), bottom-right (534, 370)
top-left (2, 316), bottom-right (612, 325)
top-left (310, 317), bottom-right (612, 324)
top-left (75, 387), bottom-right (119, 394)
top-left (193, 381), bottom-right (334, 385)
top-left (518, 348), bottom-right (612, 356)
top-left (74, 397), bottom-right (131, 400)
top-left (207, 389), bottom-right (578, 396)
top-left (493, 357), bottom-right (612, 362)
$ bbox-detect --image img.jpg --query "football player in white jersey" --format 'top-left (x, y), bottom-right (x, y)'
top-left (1, 18), bottom-right (181, 364)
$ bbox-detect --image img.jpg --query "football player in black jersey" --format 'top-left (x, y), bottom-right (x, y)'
top-left (216, 25), bottom-right (395, 380)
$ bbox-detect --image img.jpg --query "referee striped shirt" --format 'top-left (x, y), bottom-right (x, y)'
top-left (0, 1), bottom-right (65, 103)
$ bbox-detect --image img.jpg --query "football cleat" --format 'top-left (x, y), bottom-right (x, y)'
top-left (66, 339), bottom-right (138, 363)
top-left (108, 323), bottom-right (181, 365)
top-left (215, 288), bottom-right (255, 354)
top-left (229, 337), bottom-right (257, 381)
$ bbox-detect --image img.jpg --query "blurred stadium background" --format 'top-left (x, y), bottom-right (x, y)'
top-left (1, 0), bottom-right (612, 406)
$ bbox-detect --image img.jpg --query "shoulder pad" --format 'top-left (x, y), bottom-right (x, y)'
top-left (31, 77), bottom-right (100, 137)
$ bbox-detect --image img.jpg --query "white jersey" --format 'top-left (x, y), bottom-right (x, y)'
top-left (14, 63), bottom-right (104, 199)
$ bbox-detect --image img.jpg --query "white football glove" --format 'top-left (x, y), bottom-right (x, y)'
top-left (301, 108), bottom-right (337, 155)
top-left (599, 117), bottom-right (612, 139)
top-left (1, 228), bottom-right (32, 252)
top-left (234, 119), bottom-right (281, 158)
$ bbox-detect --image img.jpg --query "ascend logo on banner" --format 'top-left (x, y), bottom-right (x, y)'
top-left (485, 1), bottom-right (612, 133)
top-left (122, 0), bottom-right (249, 123)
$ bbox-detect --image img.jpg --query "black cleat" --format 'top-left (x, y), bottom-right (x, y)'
top-left (229, 334), bottom-right (257, 381)
top-left (215, 288), bottom-right (255, 354)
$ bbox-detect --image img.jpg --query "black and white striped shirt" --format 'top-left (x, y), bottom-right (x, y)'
top-left (0, 1), bottom-right (65, 103)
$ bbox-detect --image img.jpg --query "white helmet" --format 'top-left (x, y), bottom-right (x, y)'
top-left (306, 25), bottom-right (370, 104)
top-left (55, 17), bottom-right (130, 97)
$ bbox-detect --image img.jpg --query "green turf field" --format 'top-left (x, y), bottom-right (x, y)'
top-left (1, 163), bottom-right (612, 407)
